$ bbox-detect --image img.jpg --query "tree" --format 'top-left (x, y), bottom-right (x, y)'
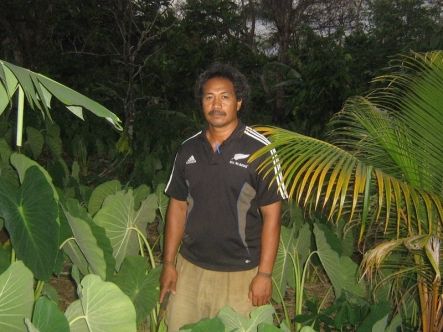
top-left (253, 51), bottom-right (443, 331)
top-left (367, 0), bottom-right (443, 70)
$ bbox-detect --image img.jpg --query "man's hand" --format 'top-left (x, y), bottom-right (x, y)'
top-left (159, 263), bottom-right (178, 303)
top-left (248, 273), bottom-right (272, 306)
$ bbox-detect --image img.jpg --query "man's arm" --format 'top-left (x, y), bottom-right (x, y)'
top-left (159, 197), bottom-right (187, 303)
top-left (248, 200), bottom-right (282, 306)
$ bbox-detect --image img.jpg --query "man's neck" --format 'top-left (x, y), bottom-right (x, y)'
top-left (206, 120), bottom-right (239, 150)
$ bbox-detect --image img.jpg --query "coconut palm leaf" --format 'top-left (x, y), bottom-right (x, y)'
top-left (252, 51), bottom-right (443, 331)
top-left (252, 127), bottom-right (441, 238)
top-left (252, 52), bottom-right (443, 239)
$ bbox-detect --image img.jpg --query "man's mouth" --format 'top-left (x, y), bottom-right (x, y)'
top-left (209, 110), bottom-right (226, 116)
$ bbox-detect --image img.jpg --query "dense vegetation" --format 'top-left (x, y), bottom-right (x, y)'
top-left (1, 0), bottom-right (442, 186)
top-left (0, 1), bottom-right (442, 331)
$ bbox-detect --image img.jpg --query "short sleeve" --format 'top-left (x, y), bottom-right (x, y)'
top-left (164, 148), bottom-right (188, 201)
top-left (255, 150), bottom-right (288, 206)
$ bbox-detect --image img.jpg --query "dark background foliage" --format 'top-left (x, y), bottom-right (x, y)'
top-left (1, 0), bottom-right (442, 187)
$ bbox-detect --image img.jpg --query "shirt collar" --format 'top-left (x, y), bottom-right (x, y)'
top-left (200, 120), bottom-right (245, 143)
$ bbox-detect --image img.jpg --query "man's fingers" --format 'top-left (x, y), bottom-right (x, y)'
top-left (170, 280), bottom-right (177, 294)
top-left (250, 291), bottom-right (271, 306)
top-left (160, 280), bottom-right (174, 302)
top-left (159, 288), bottom-right (167, 303)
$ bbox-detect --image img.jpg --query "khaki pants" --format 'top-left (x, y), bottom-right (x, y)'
top-left (166, 255), bottom-right (258, 332)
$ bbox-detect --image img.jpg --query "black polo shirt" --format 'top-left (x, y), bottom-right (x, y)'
top-left (165, 121), bottom-right (287, 271)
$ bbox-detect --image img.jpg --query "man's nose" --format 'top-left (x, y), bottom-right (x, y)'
top-left (212, 97), bottom-right (222, 108)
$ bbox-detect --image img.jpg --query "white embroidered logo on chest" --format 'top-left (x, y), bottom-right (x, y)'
top-left (186, 155), bottom-right (197, 165)
top-left (230, 153), bottom-right (250, 168)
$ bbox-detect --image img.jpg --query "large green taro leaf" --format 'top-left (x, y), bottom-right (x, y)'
top-left (0, 166), bottom-right (58, 281)
top-left (87, 180), bottom-right (121, 217)
top-left (64, 199), bottom-right (115, 280)
top-left (10, 152), bottom-right (59, 201)
top-left (314, 224), bottom-right (365, 298)
top-left (272, 225), bottom-right (296, 303)
top-left (0, 242), bottom-right (11, 274)
top-left (133, 184), bottom-right (150, 210)
top-left (25, 127), bottom-right (44, 160)
top-left (111, 256), bottom-right (161, 324)
top-left (32, 297), bottom-right (69, 332)
top-left (94, 190), bottom-right (157, 270)
top-left (180, 317), bottom-right (225, 332)
top-left (0, 261), bottom-right (34, 331)
top-left (272, 223), bottom-right (312, 302)
top-left (218, 305), bottom-right (275, 332)
top-left (64, 209), bottom-right (107, 279)
top-left (357, 301), bottom-right (391, 332)
top-left (63, 239), bottom-right (90, 277)
top-left (65, 274), bottom-right (136, 332)
top-left (156, 183), bottom-right (168, 222)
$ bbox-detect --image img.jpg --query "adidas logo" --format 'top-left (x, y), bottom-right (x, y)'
top-left (186, 155), bottom-right (197, 165)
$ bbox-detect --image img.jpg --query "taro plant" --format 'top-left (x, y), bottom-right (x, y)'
top-left (253, 51), bottom-right (443, 331)
top-left (272, 207), bottom-right (391, 331)
top-left (180, 304), bottom-right (280, 332)
top-left (0, 60), bottom-right (167, 331)
top-left (0, 148), bottom-right (166, 331)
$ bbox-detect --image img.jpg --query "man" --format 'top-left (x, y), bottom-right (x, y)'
top-left (160, 63), bottom-right (287, 331)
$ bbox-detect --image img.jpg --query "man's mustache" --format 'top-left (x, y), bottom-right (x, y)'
top-left (208, 110), bottom-right (226, 116)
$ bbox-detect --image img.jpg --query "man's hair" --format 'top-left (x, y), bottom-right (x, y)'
top-left (194, 63), bottom-right (250, 111)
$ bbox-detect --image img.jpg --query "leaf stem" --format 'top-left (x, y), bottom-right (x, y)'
top-left (129, 226), bottom-right (156, 268)
top-left (69, 315), bottom-right (88, 326)
top-left (16, 86), bottom-right (24, 147)
top-left (271, 277), bottom-right (288, 327)
top-left (11, 248), bottom-right (16, 264)
top-left (59, 237), bottom-right (76, 250)
top-left (34, 280), bottom-right (45, 300)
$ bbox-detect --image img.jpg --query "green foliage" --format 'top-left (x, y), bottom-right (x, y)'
top-left (24, 126), bottom-right (44, 159)
top-left (93, 189), bottom-right (157, 270)
top-left (181, 305), bottom-right (288, 331)
top-left (295, 294), bottom-right (393, 331)
top-left (272, 221), bottom-right (311, 300)
top-left (87, 179), bottom-right (121, 216)
top-left (0, 261), bottom-right (34, 331)
top-left (0, 242), bottom-right (11, 274)
top-left (219, 305), bottom-right (275, 332)
top-left (31, 297), bottom-right (70, 332)
top-left (65, 274), bottom-right (137, 332)
top-left (1, 3), bottom-right (442, 331)
top-left (62, 199), bottom-right (113, 280)
top-left (287, 30), bottom-right (353, 136)
top-left (111, 256), bottom-right (161, 324)
top-left (256, 51), bottom-right (443, 330)
top-left (0, 165), bottom-right (59, 281)
top-left (180, 317), bottom-right (225, 332)
top-left (314, 223), bottom-right (366, 298)
top-left (0, 59), bottom-right (122, 149)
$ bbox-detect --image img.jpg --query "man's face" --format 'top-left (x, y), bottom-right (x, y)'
top-left (202, 77), bottom-right (242, 129)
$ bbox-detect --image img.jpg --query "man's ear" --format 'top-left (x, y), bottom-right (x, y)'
top-left (236, 99), bottom-right (242, 111)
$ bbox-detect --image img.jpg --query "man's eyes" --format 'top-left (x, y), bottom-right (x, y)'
top-left (204, 94), bottom-right (231, 100)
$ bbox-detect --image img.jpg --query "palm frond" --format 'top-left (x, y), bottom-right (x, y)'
top-left (253, 51), bottom-right (443, 242)
top-left (250, 126), bottom-right (442, 238)
top-left (330, 52), bottom-right (443, 194)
